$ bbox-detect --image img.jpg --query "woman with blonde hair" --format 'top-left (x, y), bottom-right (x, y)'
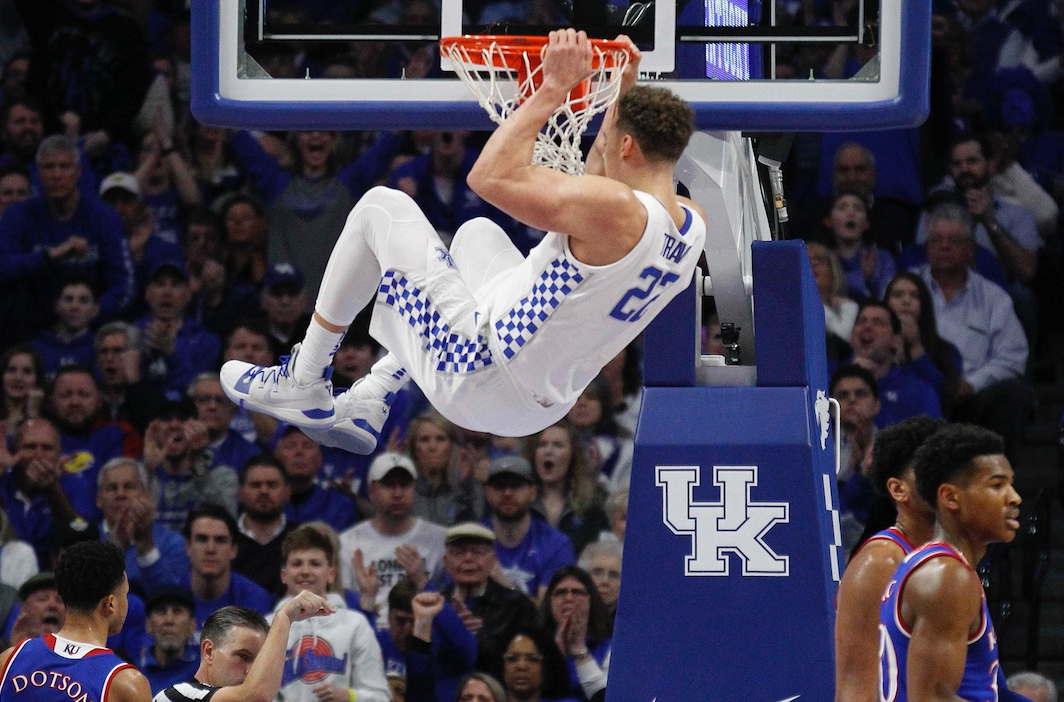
top-left (404, 411), bottom-right (484, 526)
top-left (524, 421), bottom-right (609, 555)
top-left (807, 243), bottom-right (859, 358)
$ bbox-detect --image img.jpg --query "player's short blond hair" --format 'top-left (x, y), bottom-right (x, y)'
top-left (616, 86), bottom-right (695, 164)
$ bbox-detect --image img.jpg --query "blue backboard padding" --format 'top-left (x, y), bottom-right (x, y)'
top-left (607, 385), bottom-right (838, 701)
top-left (753, 239), bottom-right (831, 390)
top-left (643, 273), bottom-right (697, 387)
top-left (191, 0), bottom-right (930, 131)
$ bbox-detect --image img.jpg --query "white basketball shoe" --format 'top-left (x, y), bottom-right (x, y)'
top-left (220, 343), bottom-right (336, 428)
top-left (303, 379), bottom-right (395, 455)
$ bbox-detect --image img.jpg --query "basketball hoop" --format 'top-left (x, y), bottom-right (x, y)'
top-left (440, 35), bottom-right (630, 176)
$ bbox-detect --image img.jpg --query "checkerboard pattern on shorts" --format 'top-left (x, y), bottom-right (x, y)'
top-left (495, 255), bottom-right (585, 360)
top-left (377, 271), bottom-right (493, 373)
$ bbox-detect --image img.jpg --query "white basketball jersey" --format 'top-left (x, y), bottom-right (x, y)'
top-left (478, 190), bottom-right (706, 412)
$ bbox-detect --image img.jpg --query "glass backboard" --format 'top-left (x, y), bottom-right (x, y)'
top-left (190, 0), bottom-right (930, 131)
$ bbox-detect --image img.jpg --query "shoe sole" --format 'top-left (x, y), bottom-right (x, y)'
top-left (221, 381), bottom-right (336, 429)
top-left (303, 420), bottom-right (379, 455)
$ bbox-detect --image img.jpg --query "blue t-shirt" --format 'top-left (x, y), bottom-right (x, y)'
top-left (285, 484), bottom-right (359, 533)
top-left (142, 189), bottom-right (184, 246)
top-left (490, 516), bottom-right (576, 597)
top-left (874, 364), bottom-right (943, 429)
top-left (0, 470), bottom-right (57, 566)
top-left (0, 194), bottom-right (134, 323)
top-left (32, 331), bottom-right (96, 381)
top-left (178, 571), bottom-right (275, 632)
top-left (209, 430), bottom-right (261, 475)
top-left (60, 425), bottom-right (127, 522)
top-left (139, 643), bottom-right (200, 696)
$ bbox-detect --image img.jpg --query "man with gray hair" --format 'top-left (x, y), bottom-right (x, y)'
top-left (1007, 672), bottom-right (1058, 702)
top-left (0, 134), bottom-right (134, 336)
top-left (95, 321), bottom-right (167, 435)
top-left (188, 373), bottom-right (259, 477)
top-left (96, 456), bottom-right (189, 593)
top-left (916, 203), bottom-right (1032, 462)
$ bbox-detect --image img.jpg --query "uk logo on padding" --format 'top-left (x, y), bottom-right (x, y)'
top-left (658, 465), bottom-right (789, 576)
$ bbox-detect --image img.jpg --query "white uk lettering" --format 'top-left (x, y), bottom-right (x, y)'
top-left (12, 675), bottom-right (26, 692)
top-left (658, 465), bottom-right (790, 576)
top-left (31, 671), bottom-right (47, 687)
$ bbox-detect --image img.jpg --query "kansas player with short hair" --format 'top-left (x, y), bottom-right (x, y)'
top-left (0, 540), bottom-right (152, 702)
top-left (879, 424), bottom-right (1021, 702)
top-left (835, 416), bottom-right (942, 702)
top-left (220, 30), bottom-right (706, 452)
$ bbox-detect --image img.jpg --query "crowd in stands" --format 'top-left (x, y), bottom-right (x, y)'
top-left (0, 0), bottom-right (1061, 699)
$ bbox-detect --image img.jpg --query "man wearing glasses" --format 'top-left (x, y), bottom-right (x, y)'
top-left (187, 373), bottom-right (260, 476)
top-left (440, 523), bottom-right (537, 670)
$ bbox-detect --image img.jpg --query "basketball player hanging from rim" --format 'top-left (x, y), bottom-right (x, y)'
top-left (221, 29), bottom-right (707, 451)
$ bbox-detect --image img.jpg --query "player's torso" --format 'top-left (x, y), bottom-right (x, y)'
top-left (478, 190), bottom-right (706, 409)
top-left (879, 543), bottom-right (1000, 702)
top-left (0, 635), bottom-right (131, 702)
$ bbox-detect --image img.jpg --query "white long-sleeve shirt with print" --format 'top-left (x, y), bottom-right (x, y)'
top-left (270, 592), bottom-right (391, 702)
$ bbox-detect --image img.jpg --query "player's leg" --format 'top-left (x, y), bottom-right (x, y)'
top-left (220, 186), bottom-right (474, 431)
top-left (305, 218), bottom-right (526, 451)
top-left (450, 217), bottom-right (526, 294)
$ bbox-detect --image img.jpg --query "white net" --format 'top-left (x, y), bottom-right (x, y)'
top-left (442, 37), bottom-right (630, 176)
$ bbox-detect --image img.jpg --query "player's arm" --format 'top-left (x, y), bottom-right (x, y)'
top-left (105, 668), bottom-right (153, 702)
top-left (903, 559), bottom-right (984, 702)
top-left (585, 36), bottom-right (641, 178)
top-left (467, 30), bottom-right (646, 247)
top-left (834, 542), bottom-right (904, 702)
top-left (211, 591), bottom-right (336, 702)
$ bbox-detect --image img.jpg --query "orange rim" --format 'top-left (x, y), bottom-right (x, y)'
top-left (440, 34), bottom-right (630, 69)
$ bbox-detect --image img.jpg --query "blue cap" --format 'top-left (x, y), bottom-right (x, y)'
top-left (147, 259), bottom-right (188, 282)
top-left (262, 262), bottom-right (305, 291)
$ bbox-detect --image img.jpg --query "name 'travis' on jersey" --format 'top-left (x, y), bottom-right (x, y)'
top-left (657, 465), bottom-right (790, 577)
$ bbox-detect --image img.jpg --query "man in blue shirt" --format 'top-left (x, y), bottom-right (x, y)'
top-left (0, 419), bottom-right (82, 567)
top-left (96, 457), bottom-right (189, 594)
top-left (137, 260), bottom-right (222, 399)
top-left (31, 277), bottom-right (99, 380)
top-left (188, 373), bottom-right (260, 478)
top-left (140, 586), bottom-right (200, 695)
top-left (483, 456), bottom-right (575, 602)
top-left (275, 425), bottom-right (359, 533)
top-left (49, 365), bottom-right (129, 521)
top-left (179, 503), bottom-right (275, 633)
top-left (0, 99), bottom-right (99, 198)
top-left (848, 301), bottom-right (942, 428)
top-left (0, 135), bottom-right (134, 335)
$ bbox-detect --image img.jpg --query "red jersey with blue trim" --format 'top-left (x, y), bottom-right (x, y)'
top-left (0, 633), bottom-right (134, 702)
top-left (879, 542), bottom-right (1001, 702)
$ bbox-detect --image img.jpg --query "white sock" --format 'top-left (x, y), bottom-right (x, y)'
top-left (295, 320), bottom-right (345, 385)
top-left (354, 354), bottom-right (408, 400)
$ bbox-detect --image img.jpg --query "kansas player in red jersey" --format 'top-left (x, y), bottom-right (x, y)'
top-left (835, 416), bottom-right (943, 702)
top-left (879, 424), bottom-right (1022, 702)
top-left (0, 541), bottom-right (151, 702)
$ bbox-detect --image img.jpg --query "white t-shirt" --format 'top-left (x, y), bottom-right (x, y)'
top-left (337, 518), bottom-right (446, 629)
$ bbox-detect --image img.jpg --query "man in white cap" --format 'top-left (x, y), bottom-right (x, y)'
top-left (337, 453), bottom-right (445, 630)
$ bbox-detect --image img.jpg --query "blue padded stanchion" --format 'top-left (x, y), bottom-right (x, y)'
top-left (607, 240), bottom-right (841, 701)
